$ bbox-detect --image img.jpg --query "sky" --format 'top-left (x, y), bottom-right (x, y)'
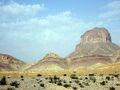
top-left (0, 0), bottom-right (120, 63)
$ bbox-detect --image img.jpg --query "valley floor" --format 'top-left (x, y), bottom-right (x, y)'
top-left (0, 73), bottom-right (120, 90)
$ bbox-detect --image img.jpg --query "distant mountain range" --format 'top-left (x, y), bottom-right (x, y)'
top-left (0, 27), bottom-right (120, 71)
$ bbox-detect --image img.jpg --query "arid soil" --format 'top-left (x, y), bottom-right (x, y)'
top-left (0, 73), bottom-right (120, 90)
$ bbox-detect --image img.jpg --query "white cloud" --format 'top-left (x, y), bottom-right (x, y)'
top-left (0, 9), bottom-right (101, 62)
top-left (99, 0), bottom-right (120, 22)
top-left (0, 1), bottom-right (45, 22)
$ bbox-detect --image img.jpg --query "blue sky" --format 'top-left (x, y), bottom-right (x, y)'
top-left (0, 0), bottom-right (120, 63)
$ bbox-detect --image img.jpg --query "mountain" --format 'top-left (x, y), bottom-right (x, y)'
top-left (27, 52), bottom-right (68, 71)
top-left (112, 49), bottom-right (120, 62)
top-left (0, 54), bottom-right (25, 71)
top-left (67, 27), bottom-right (120, 67)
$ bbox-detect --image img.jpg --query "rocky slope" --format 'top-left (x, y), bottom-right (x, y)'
top-left (67, 27), bottom-right (120, 67)
top-left (0, 54), bottom-right (25, 71)
top-left (112, 49), bottom-right (120, 62)
top-left (27, 52), bottom-right (68, 71)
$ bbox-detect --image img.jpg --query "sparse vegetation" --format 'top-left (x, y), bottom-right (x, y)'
top-left (70, 74), bottom-right (78, 79)
top-left (37, 74), bottom-right (42, 77)
top-left (0, 73), bottom-right (120, 90)
top-left (100, 81), bottom-right (106, 86)
top-left (110, 87), bottom-right (115, 90)
top-left (40, 83), bottom-right (45, 87)
top-left (0, 76), bottom-right (7, 85)
top-left (7, 87), bottom-right (15, 90)
top-left (63, 83), bottom-right (71, 88)
top-left (10, 81), bottom-right (20, 88)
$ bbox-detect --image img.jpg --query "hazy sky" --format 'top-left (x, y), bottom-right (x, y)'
top-left (0, 0), bottom-right (120, 63)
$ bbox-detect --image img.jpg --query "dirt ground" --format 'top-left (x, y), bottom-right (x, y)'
top-left (0, 74), bottom-right (120, 90)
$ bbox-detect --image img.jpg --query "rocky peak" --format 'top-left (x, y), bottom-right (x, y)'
top-left (81, 27), bottom-right (111, 44)
top-left (44, 52), bottom-right (61, 59)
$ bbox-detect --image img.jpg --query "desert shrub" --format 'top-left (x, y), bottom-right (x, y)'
top-left (0, 76), bottom-right (7, 85)
top-left (45, 77), bottom-right (48, 80)
top-left (20, 75), bottom-right (24, 78)
top-left (69, 81), bottom-right (72, 83)
top-left (82, 82), bottom-right (89, 86)
top-left (100, 81), bottom-right (106, 86)
top-left (57, 82), bottom-right (62, 86)
top-left (75, 80), bottom-right (80, 84)
top-left (7, 87), bottom-right (15, 90)
top-left (114, 74), bottom-right (119, 78)
top-left (85, 77), bottom-right (88, 79)
top-left (63, 74), bottom-right (67, 76)
top-left (70, 74), bottom-right (78, 79)
top-left (89, 74), bottom-right (95, 76)
top-left (10, 81), bottom-right (20, 88)
top-left (110, 87), bottom-right (115, 90)
top-left (63, 80), bottom-right (66, 83)
top-left (106, 76), bottom-right (110, 80)
top-left (72, 87), bottom-right (77, 90)
top-left (64, 84), bottom-right (71, 88)
top-left (116, 83), bottom-right (120, 86)
top-left (53, 75), bottom-right (60, 80)
top-left (40, 83), bottom-right (45, 87)
top-left (89, 76), bottom-right (96, 83)
top-left (37, 74), bottom-right (42, 77)
top-left (79, 83), bottom-right (84, 88)
top-left (80, 78), bottom-right (83, 80)
top-left (21, 78), bottom-right (24, 81)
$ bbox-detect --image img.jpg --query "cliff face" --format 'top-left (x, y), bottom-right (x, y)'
top-left (80, 27), bottom-right (111, 44)
top-left (69, 27), bottom-right (120, 58)
top-left (67, 27), bottom-right (120, 67)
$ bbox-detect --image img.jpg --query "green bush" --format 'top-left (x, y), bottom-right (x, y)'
top-left (0, 76), bottom-right (7, 85)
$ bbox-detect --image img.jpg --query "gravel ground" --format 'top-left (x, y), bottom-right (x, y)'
top-left (0, 74), bottom-right (120, 90)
